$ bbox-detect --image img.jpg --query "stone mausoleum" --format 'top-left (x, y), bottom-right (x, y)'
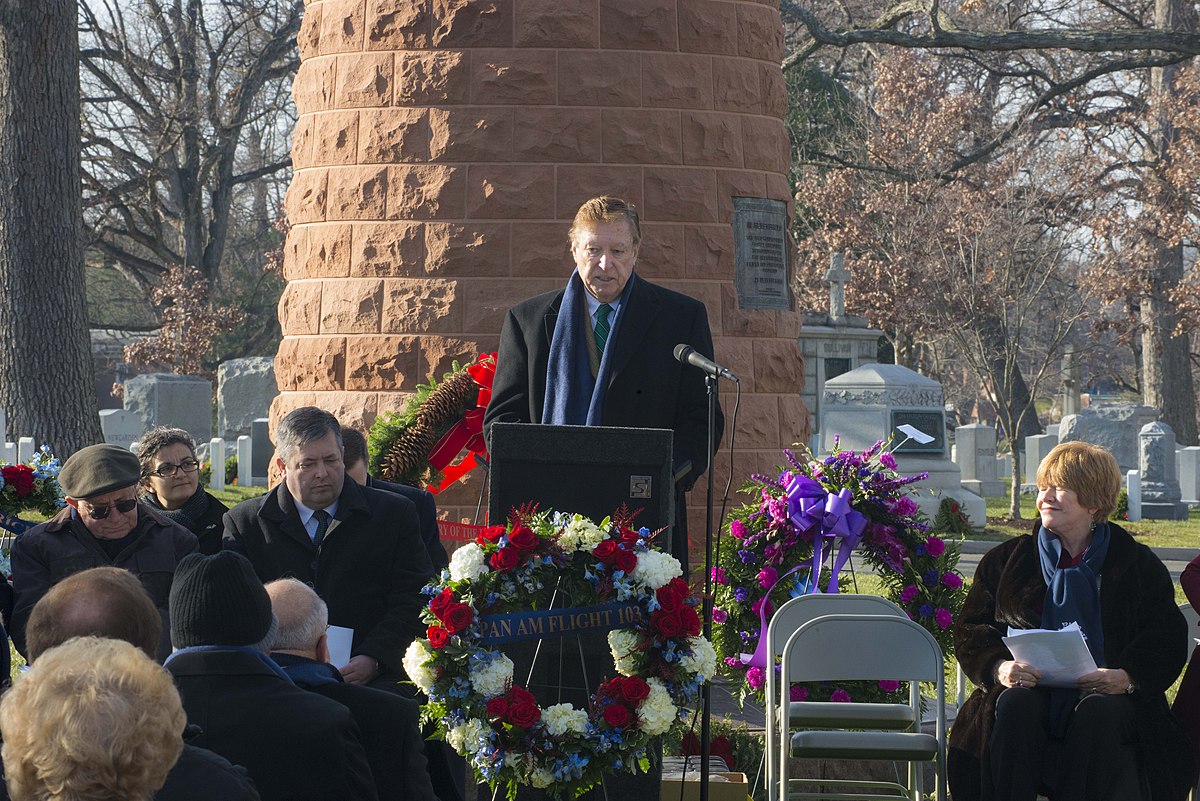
top-left (275, 0), bottom-right (805, 534)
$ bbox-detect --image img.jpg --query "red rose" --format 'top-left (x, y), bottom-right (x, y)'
top-left (486, 696), bottom-right (509, 719)
top-left (508, 525), bottom-right (538, 552)
top-left (620, 676), bottom-right (650, 704)
top-left (427, 625), bottom-right (450, 649)
top-left (508, 685), bottom-right (536, 706)
top-left (680, 605), bottom-right (701, 636)
top-left (489, 547), bottom-right (519, 572)
top-left (506, 701), bottom-right (542, 728)
top-left (443, 602), bottom-right (475, 634)
top-left (603, 704), bottom-right (632, 728)
top-left (667, 578), bottom-right (690, 598)
top-left (619, 527), bottom-right (641, 545)
top-left (656, 585), bottom-right (683, 612)
top-left (429, 588), bottom-right (454, 619)
top-left (2, 465), bottom-right (32, 497)
top-left (615, 549), bottom-right (637, 574)
top-left (592, 541), bottom-right (618, 563)
top-left (477, 525), bottom-right (506, 545)
top-left (651, 609), bottom-right (684, 639)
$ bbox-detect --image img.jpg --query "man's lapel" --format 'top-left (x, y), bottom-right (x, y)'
top-left (269, 486), bottom-right (314, 550)
top-left (542, 292), bottom-right (564, 348)
top-left (606, 277), bottom-right (660, 381)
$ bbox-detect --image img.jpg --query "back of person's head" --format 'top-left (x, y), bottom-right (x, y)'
top-left (0, 636), bottom-right (185, 801)
top-left (275, 407), bottom-right (342, 462)
top-left (26, 567), bottom-right (161, 662)
top-left (569, 196), bottom-right (641, 244)
top-left (339, 425), bottom-right (368, 472)
top-left (169, 551), bottom-right (276, 651)
top-left (266, 578), bottom-right (329, 656)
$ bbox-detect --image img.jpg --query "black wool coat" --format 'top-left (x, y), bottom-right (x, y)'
top-left (223, 478), bottom-right (433, 673)
top-left (166, 648), bottom-right (378, 801)
top-left (949, 523), bottom-right (1195, 801)
top-left (366, 475), bottom-right (447, 572)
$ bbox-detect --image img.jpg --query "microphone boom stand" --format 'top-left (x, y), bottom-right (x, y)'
top-left (699, 373), bottom-right (717, 801)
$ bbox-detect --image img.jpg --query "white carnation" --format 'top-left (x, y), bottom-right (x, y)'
top-left (446, 719), bottom-right (486, 752)
top-left (679, 636), bottom-right (717, 681)
top-left (531, 769), bottom-right (555, 788)
top-left (638, 678), bottom-right (679, 736)
top-left (449, 543), bottom-right (488, 582)
top-left (629, 549), bottom-right (682, 590)
top-left (468, 652), bottom-right (514, 698)
top-left (542, 703), bottom-right (589, 737)
top-left (608, 628), bottom-right (640, 676)
top-left (402, 639), bottom-right (436, 692)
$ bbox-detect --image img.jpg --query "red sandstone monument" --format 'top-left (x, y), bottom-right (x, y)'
top-left (276, 0), bottom-right (808, 540)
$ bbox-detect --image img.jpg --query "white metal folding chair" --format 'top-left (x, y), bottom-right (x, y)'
top-left (763, 595), bottom-right (908, 801)
top-left (778, 614), bottom-right (947, 801)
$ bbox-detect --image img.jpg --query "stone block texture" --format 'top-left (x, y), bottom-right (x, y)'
top-left (281, 0), bottom-right (807, 542)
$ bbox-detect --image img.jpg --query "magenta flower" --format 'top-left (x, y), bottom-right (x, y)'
top-left (750, 597), bottom-right (774, 618)
top-left (746, 667), bottom-right (766, 690)
top-left (830, 689), bottom-right (851, 702)
top-left (935, 608), bottom-right (953, 630)
top-left (879, 452), bottom-right (897, 470)
top-left (790, 685), bottom-right (809, 702)
top-left (941, 572), bottom-right (963, 589)
top-left (899, 585), bottom-right (919, 605)
top-left (711, 567), bottom-right (728, 585)
top-left (730, 520), bottom-right (748, 539)
top-left (878, 680), bottom-right (900, 693)
top-left (724, 656), bottom-right (742, 669)
top-left (889, 496), bottom-right (917, 517)
top-left (712, 607), bottom-right (729, 624)
top-left (925, 536), bottom-right (946, 557)
top-left (757, 567), bottom-right (778, 588)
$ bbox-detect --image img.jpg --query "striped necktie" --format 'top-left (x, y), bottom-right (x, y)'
top-left (594, 303), bottom-right (613, 353)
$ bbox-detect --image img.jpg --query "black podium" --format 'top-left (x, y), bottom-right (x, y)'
top-left (483, 423), bottom-right (674, 801)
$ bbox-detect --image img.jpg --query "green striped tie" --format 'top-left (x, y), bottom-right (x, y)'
top-left (594, 303), bottom-right (613, 353)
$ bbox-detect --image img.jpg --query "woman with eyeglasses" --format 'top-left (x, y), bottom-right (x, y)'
top-left (136, 427), bottom-right (227, 555)
top-left (8, 444), bottom-right (198, 662)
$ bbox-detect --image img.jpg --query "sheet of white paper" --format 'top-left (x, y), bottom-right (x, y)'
top-left (1002, 625), bottom-right (1098, 688)
top-left (326, 625), bottom-right (354, 669)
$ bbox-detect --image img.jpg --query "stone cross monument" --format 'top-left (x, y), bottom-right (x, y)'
top-left (825, 252), bottom-right (851, 323)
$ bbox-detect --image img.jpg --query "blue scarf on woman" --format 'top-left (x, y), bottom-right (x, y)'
top-left (541, 272), bottom-right (636, 425)
top-left (1037, 521), bottom-right (1110, 736)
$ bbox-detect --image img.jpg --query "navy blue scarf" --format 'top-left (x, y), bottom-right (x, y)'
top-left (541, 273), bottom-right (636, 425)
top-left (166, 645), bottom-right (294, 683)
top-left (1038, 522), bottom-right (1109, 736)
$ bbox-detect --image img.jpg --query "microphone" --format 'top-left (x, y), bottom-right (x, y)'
top-left (674, 344), bottom-right (738, 382)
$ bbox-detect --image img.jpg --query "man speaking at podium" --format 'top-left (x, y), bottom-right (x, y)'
top-left (485, 196), bottom-right (724, 576)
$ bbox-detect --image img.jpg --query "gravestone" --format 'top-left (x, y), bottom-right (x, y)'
top-left (954, 424), bottom-right (1005, 497)
top-left (236, 436), bottom-right (252, 488)
top-left (820, 364), bottom-right (985, 527)
top-left (1179, 446), bottom-right (1200, 505)
top-left (1058, 404), bottom-right (1158, 473)
top-left (250, 418), bottom-right (272, 487)
top-left (17, 437), bottom-right (35, 464)
top-left (1126, 470), bottom-right (1142, 522)
top-left (99, 409), bottom-right (144, 450)
top-left (123, 373), bottom-right (213, 444)
top-left (1139, 422), bottom-right (1187, 520)
top-left (1, 443), bottom-right (14, 464)
top-left (217, 357), bottom-right (277, 441)
top-left (1022, 434), bottom-right (1058, 492)
top-left (208, 438), bottom-right (226, 492)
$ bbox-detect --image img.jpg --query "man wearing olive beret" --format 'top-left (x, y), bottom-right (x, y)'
top-left (10, 443), bottom-right (197, 660)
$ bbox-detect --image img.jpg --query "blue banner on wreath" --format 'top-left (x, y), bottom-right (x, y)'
top-left (478, 601), bottom-right (644, 645)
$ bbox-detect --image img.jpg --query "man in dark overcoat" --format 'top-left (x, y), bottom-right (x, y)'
top-left (223, 406), bottom-right (432, 688)
top-left (484, 196), bottom-right (724, 575)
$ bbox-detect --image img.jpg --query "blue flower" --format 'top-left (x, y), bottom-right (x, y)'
top-left (919, 604), bottom-right (933, 618)
top-left (923, 570), bottom-right (939, 587)
top-left (733, 587), bottom-right (749, 603)
top-left (738, 550), bottom-right (757, 564)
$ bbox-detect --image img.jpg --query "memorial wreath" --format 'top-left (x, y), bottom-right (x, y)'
top-left (713, 438), bottom-right (968, 707)
top-left (402, 505), bottom-right (716, 800)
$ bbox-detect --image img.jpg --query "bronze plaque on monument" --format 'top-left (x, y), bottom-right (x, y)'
top-left (732, 197), bottom-right (792, 310)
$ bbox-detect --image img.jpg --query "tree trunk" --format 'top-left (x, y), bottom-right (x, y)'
top-left (0, 2), bottom-right (103, 455)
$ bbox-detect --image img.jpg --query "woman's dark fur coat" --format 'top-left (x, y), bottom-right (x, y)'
top-left (948, 522), bottom-right (1195, 801)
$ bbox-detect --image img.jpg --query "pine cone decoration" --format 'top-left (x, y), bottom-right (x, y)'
top-left (381, 419), bottom-right (436, 484)
top-left (418, 371), bottom-right (476, 427)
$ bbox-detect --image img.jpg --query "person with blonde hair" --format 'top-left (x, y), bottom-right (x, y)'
top-left (950, 440), bottom-right (1193, 801)
top-left (0, 636), bottom-right (184, 801)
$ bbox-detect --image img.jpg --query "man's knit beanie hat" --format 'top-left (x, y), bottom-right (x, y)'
top-left (169, 551), bottom-right (272, 649)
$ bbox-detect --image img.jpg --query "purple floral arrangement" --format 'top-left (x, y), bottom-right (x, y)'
top-left (711, 438), bottom-right (967, 706)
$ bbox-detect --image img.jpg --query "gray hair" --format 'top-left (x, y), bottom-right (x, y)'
top-left (251, 614), bottom-right (280, 655)
top-left (275, 407), bottom-right (342, 463)
top-left (266, 579), bottom-right (328, 652)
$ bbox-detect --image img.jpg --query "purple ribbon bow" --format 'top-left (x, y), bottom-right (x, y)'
top-left (787, 479), bottom-right (868, 595)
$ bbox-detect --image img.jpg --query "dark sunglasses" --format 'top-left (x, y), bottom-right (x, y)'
top-left (82, 497), bottom-right (138, 520)
top-left (151, 458), bottom-right (201, 478)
